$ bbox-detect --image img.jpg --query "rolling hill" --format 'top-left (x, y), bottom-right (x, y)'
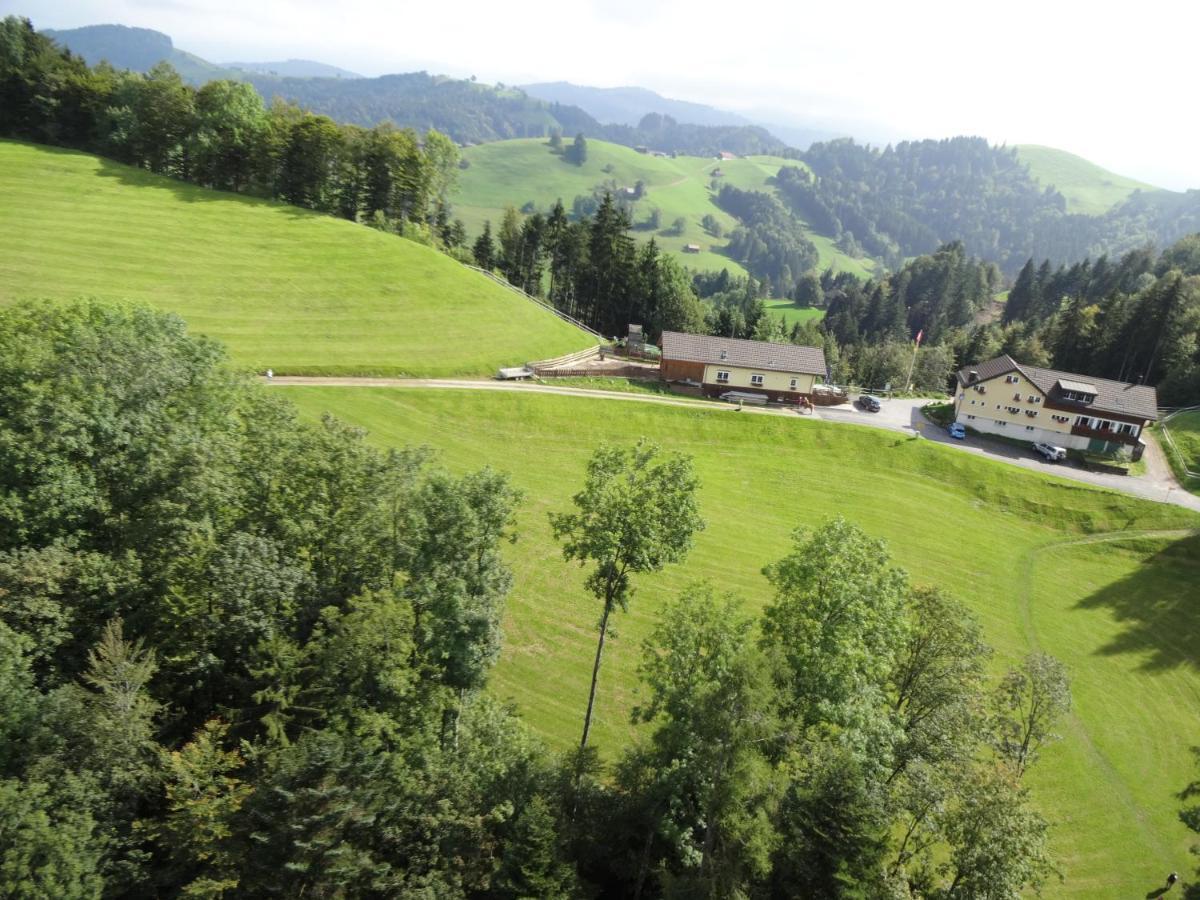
top-left (1017, 144), bottom-right (1167, 215)
top-left (286, 385), bottom-right (1200, 898)
top-left (521, 81), bottom-right (757, 128)
top-left (454, 137), bottom-right (879, 280)
top-left (0, 140), bottom-right (595, 376)
top-left (43, 23), bottom-right (228, 83)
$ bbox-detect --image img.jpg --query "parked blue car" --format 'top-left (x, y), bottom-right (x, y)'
top-left (947, 422), bottom-right (966, 440)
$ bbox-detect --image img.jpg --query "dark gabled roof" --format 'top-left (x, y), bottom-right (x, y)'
top-left (955, 354), bottom-right (1159, 421)
top-left (661, 331), bottom-right (826, 375)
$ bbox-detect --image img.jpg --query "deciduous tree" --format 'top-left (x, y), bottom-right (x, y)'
top-left (550, 441), bottom-right (704, 750)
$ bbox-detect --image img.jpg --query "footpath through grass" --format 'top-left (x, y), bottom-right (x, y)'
top-left (0, 140), bottom-right (595, 377)
top-left (286, 386), bottom-right (1200, 899)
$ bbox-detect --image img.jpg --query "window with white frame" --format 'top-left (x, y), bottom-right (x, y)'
top-left (715, 370), bottom-right (730, 383)
top-left (789, 378), bottom-right (798, 390)
top-left (750, 374), bottom-right (764, 387)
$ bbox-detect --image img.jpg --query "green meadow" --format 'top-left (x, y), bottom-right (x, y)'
top-left (1163, 409), bottom-right (1200, 493)
top-left (1017, 144), bottom-right (1165, 216)
top-left (761, 299), bottom-right (825, 326)
top-left (0, 140), bottom-right (595, 376)
top-left (285, 386), bottom-right (1200, 898)
top-left (455, 137), bottom-right (876, 278)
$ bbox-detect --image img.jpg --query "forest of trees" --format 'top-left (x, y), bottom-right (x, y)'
top-left (0, 300), bottom-right (1072, 897)
top-left (0, 17), bottom-right (468, 246)
top-left (992, 238), bottom-right (1200, 402)
top-left (715, 184), bottom-right (820, 296)
top-left (780, 137), bottom-right (1200, 274)
top-left (809, 236), bottom-right (1200, 404)
top-left (473, 195), bottom-right (706, 339)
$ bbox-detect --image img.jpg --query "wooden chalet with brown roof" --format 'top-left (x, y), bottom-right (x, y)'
top-left (660, 331), bottom-right (827, 402)
top-left (953, 354), bottom-right (1159, 457)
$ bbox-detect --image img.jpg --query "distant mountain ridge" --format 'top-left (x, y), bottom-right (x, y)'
top-left (42, 24), bottom-right (360, 83)
top-left (225, 59), bottom-right (362, 79)
top-left (41, 23), bottom-right (794, 156)
top-left (43, 23), bottom-right (226, 83)
top-left (521, 81), bottom-right (755, 128)
top-left (521, 81), bottom-right (845, 150)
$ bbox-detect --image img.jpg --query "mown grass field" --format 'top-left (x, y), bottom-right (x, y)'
top-left (762, 299), bottom-right (824, 326)
top-left (1016, 144), bottom-right (1166, 216)
top-left (285, 386), bottom-right (1200, 898)
top-left (455, 138), bottom-right (876, 278)
top-left (1162, 408), bottom-right (1200, 494)
top-left (0, 140), bottom-right (595, 376)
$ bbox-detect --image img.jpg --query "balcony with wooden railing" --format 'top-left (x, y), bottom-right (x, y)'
top-left (1069, 423), bottom-right (1139, 445)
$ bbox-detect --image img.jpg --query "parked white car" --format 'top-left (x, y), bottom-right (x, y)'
top-left (1033, 442), bottom-right (1067, 462)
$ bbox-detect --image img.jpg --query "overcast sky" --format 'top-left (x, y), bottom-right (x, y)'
top-left (11, 0), bottom-right (1198, 189)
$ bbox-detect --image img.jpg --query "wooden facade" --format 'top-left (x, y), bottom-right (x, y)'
top-left (660, 359), bottom-right (705, 382)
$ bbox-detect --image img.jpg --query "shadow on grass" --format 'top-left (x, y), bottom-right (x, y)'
top-left (93, 156), bottom-right (320, 222)
top-left (1075, 532), bottom-right (1200, 671)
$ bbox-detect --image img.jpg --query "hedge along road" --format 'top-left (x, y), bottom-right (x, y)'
top-left (265, 377), bottom-right (1200, 512)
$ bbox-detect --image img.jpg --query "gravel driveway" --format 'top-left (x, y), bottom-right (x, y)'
top-left (815, 398), bottom-right (1200, 511)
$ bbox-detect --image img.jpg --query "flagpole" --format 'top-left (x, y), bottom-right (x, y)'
top-left (905, 330), bottom-right (923, 391)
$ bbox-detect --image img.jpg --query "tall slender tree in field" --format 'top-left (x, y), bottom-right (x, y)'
top-left (550, 441), bottom-right (704, 750)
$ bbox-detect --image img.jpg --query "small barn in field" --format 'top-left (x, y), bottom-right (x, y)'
top-left (660, 331), bottom-right (827, 402)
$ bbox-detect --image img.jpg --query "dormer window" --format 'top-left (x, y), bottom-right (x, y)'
top-left (719, 349), bottom-right (728, 360)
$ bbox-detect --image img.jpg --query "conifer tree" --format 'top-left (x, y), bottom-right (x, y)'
top-left (472, 220), bottom-right (495, 270)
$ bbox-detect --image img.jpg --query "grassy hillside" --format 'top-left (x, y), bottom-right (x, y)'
top-left (454, 138), bottom-right (878, 279)
top-left (0, 140), bottom-right (595, 376)
top-left (286, 386), bottom-right (1200, 898)
top-left (1162, 409), bottom-right (1200, 494)
top-left (1017, 144), bottom-right (1165, 216)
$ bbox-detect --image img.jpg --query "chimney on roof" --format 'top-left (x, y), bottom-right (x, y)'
top-left (968, 370), bottom-right (979, 383)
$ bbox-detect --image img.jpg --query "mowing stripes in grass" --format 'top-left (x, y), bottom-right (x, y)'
top-left (0, 140), bottom-right (596, 377)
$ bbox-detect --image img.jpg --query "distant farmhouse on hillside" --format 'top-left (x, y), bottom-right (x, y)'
top-left (682, 243), bottom-right (701, 253)
top-left (660, 331), bottom-right (826, 402)
top-left (953, 354), bottom-right (1158, 459)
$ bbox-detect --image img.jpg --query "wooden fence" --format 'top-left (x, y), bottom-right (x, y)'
top-left (462, 265), bottom-right (604, 340)
top-left (1159, 406), bottom-right (1200, 478)
top-left (527, 345), bottom-right (603, 374)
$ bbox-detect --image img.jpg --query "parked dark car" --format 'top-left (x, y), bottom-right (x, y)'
top-left (856, 394), bottom-right (882, 412)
